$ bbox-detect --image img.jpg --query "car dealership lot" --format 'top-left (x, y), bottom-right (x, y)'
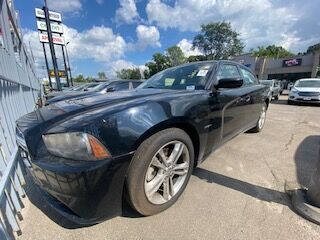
top-left (18, 95), bottom-right (320, 240)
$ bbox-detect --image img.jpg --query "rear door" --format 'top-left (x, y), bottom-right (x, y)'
top-left (239, 67), bottom-right (263, 127)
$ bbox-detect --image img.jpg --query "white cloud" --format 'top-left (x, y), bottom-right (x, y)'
top-left (23, 25), bottom-right (127, 77)
top-left (115, 0), bottom-right (139, 24)
top-left (177, 39), bottom-right (202, 57)
top-left (135, 25), bottom-right (161, 49)
top-left (107, 60), bottom-right (148, 78)
top-left (146, 0), bottom-right (320, 52)
top-left (47, 0), bottom-right (82, 13)
top-left (96, 0), bottom-right (104, 5)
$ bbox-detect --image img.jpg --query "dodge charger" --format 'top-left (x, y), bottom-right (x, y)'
top-left (16, 60), bottom-right (269, 224)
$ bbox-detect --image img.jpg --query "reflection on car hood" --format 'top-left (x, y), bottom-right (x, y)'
top-left (294, 87), bottom-right (320, 92)
top-left (46, 91), bottom-right (98, 104)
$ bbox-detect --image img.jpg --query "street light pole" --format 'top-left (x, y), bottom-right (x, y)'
top-left (43, 0), bottom-right (62, 91)
top-left (65, 42), bottom-right (73, 86)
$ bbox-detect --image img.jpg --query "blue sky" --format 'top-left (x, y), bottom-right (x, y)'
top-left (18, 0), bottom-right (320, 78)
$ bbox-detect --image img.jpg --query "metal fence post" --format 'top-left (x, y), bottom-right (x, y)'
top-left (0, 0), bottom-right (41, 239)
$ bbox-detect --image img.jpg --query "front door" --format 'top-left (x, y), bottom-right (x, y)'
top-left (205, 63), bottom-right (250, 151)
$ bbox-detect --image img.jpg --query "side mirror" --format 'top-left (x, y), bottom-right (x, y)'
top-left (107, 87), bottom-right (115, 92)
top-left (215, 78), bottom-right (243, 89)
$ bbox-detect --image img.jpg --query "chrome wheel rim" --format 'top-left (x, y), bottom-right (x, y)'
top-left (144, 141), bottom-right (190, 205)
top-left (258, 106), bottom-right (266, 129)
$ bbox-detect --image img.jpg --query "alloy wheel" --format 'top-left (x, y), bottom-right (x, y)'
top-left (144, 141), bottom-right (190, 205)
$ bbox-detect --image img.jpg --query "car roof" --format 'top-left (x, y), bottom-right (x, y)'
top-left (173, 60), bottom-right (254, 74)
top-left (94, 79), bottom-right (143, 83)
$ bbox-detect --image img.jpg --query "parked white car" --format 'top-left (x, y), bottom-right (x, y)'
top-left (288, 78), bottom-right (320, 104)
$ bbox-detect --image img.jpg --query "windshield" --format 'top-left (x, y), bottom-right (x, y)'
top-left (138, 63), bottom-right (214, 90)
top-left (295, 80), bottom-right (320, 88)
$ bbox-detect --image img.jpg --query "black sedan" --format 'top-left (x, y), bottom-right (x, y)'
top-left (16, 61), bottom-right (269, 224)
top-left (45, 80), bottom-right (142, 105)
top-left (45, 82), bottom-right (100, 101)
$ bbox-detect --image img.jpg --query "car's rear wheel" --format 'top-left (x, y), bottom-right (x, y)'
top-left (248, 103), bottom-right (267, 133)
top-left (127, 128), bottom-right (194, 216)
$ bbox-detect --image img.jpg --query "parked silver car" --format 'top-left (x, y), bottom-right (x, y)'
top-left (260, 80), bottom-right (281, 100)
top-left (288, 78), bottom-right (320, 104)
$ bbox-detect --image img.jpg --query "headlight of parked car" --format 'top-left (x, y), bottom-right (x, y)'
top-left (291, 88), bottom-right (298, 93)
top-left (43, 132), bottom-right (110, 161)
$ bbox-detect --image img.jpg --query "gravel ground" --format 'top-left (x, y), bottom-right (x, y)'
top-left (18, 95), bottom-right (320, 240)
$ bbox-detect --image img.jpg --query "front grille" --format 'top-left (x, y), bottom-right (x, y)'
top-left (298, 92), bottom-right (320, 97)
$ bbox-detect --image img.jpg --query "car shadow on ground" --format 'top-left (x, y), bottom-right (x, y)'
top-left (193, 135), bottom-right (320, 215)
top-left (193, 168), bottom-right (290, 206)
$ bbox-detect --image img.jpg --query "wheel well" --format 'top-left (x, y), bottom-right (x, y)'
top-left (134, 120), bottom-right (200, 167)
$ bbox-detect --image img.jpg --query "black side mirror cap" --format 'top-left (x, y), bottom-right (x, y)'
top-left (215, 78), bottom-right (243, 89)
top-left (107, 87), bottom-right (115, 92)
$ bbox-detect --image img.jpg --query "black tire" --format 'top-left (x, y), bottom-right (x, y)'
top-left (127, 128), bottom-right (194, 216)
top-left (248, 103), bottom-right (267, 133)
top-left (288, 100), bottom-right (294, 105)
top-left (274, 95), bottom-right (279, 100)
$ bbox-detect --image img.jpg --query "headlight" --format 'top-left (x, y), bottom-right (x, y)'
top-left (43, 132), bottom-right (111, 161)
top-left (291, 88), bottom-right (298, 93)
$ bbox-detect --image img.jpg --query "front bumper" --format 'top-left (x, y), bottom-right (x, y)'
top-left (20, 148), bottom-right (134, 224)
top-left (288, 93), bottom-right (320, 104)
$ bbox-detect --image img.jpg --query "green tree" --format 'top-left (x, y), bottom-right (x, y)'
top-left (85, 76), bottom-right (94, 82)
top-left (116, 68), bottom-right (141, 80)
top-left (73, 74), bottom-right (85, 82)
top-left (193, 22), bottom-right (244, 60)
top-left (306, 43), bottom-right (320, 54)
top-left (166, 46), bottom-right (186, 66)
top-left (187, 55), bottom-right (207, 63)
top-left (98, 72), bottom-right (107, 80)
top-left (143, 69), bottom-right (150, 79)
top-left (145, 52), bottom-right (171, 77)
top-left (251, 45), bottom-right (294, 58)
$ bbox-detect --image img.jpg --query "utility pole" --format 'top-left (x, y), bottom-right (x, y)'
top-left (61, 45), bottom-right (70, 87)
top-left (43, 0), bottom-right (61, 91)
top-left (42, 43), bottom-right (52, 88)
top-left (65, 42), bottom-right (73, 86)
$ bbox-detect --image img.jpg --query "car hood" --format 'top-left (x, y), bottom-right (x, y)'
top-left (17, 89), bottom-right (197, 133)
top-left (46, 91), bottom-right (97, 104)
top-left (293, 87), bottom-right (320, 92)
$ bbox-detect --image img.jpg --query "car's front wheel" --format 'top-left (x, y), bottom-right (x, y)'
top-left (127, 128), bottom-right (194, 216)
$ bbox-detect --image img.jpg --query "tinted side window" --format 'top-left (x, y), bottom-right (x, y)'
top-left (132, 82), bottom-right (142, 88)
top-left (240, 68), bottom-right (257, 85)
top-left (114, 82), bottom-right (129, 91)
top-left (216, 64), bottom-right (241, 80)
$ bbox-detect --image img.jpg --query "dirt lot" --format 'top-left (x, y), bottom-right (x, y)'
top-left (18, 95), bottom-right (320, 240)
